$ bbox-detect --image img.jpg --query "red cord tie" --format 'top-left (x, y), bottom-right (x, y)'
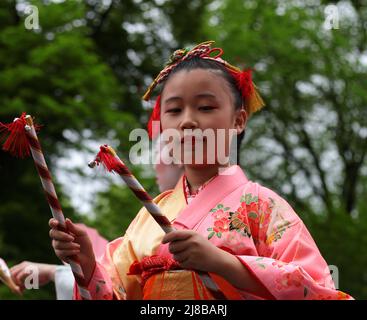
top-left (128, 255), bottom-right (181, 285)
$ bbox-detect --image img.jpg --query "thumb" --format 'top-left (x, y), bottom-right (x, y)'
top-left (13, 284), bottom-right (23, 296)
top-left (65, 219), bottom-right (86, 237)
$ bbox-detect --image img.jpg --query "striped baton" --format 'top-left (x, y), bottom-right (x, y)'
top-left (89, 145), bottom-right (227, 300)
top-left (23, 115), bottom-right (92, 300)
top-left (0, 114), bottom-right (92, 300)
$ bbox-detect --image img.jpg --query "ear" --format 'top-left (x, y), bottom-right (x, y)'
top-left (234, 109), bottom-right (247, 134)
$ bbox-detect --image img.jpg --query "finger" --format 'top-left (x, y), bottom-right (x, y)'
top-left (49, 218), bottom-right (59, 228)
top-left (55, 249), bottom-right (80, 260)
top-left (178, 259), bottom-right (195, 270)
top-left (10, 262), bottom-right (27, 276)
top-left (11, 267), bottom-right (24, 283)
top-left (52, 239), bottom-right (77, 251)
top-left (162, 230), bottom-right (194, 244)
top-left (16, 285), bottom-right (24, 295)
top-left (173, 251), bottom-right (190, 264)
top-left (18, 283), bottom-right (26, 292)
top-left (14, 269), bottom-right (31, 285)
top-left (10, 261), bottom-right (31, 280)
top-left (53, 241), bottom-right (80, 250)
top-left (49, 228), bottom-right (74, 242)
top-left (13, 277), bottom-right (23, 287)
top-left (169, 240), bottom-right (190, 254)
top-left (65, 219), bottom-right (87, 237)
top-left (10, 265), bottom-right (20, 275)
top-left (14, 286), bottom-right (23, 296)
top-left (12, 273), bottom-right (23, 286)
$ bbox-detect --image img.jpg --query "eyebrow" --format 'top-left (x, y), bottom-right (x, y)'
top-left (163, 93), bottom-right (217, 104)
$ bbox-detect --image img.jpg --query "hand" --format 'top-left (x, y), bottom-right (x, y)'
top-left (0, 267), bottom-right (22, 295)
top-left (163, 230), bottom-right (269, 297)
top-left (49, 218), bottom-right (96, 283)
top-left (162, 230), bottom-right (227, 273)
top-left (10, 261), bottom-right (56, 292)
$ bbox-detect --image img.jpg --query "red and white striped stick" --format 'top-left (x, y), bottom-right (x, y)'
top-left (89, 145), bottom-right (227, 300)
top-left (89, 145), bottom-right (173, 234)
top-left (22, 115), bottom-right (92, 300)
top-left (1, 114), bottom-right (91, 300)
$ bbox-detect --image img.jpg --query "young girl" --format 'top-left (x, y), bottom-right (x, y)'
top-left (49, 41), bottom-right (353, 300)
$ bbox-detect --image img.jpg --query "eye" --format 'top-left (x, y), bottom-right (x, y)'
top-left (166, 107), bottom-right (182, 114)
top-left (199, 106), bottom-right (215, 111)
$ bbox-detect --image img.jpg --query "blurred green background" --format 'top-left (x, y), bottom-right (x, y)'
top-left (0, 0), bottom-right (366, 299)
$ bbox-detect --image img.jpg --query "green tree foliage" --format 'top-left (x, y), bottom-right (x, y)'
top-left (0, 0), bottom-right (136, 299)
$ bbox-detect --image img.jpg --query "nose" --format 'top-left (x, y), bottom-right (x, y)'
top-left (179, 108), bottom-right (198, 131)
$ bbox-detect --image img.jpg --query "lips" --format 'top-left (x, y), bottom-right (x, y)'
top-left (180, 135), bottom-right (206, 144)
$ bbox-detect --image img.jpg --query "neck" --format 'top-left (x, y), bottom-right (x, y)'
top-left (184, 163), bottom-right (230, 193)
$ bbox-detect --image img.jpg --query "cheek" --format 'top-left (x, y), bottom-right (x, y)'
top-left (206, 108), bottom-right (237, 129)
top-left (160, 114), bottom-right (178, 130)
top-left (226, 110), bottom-right (238, 129)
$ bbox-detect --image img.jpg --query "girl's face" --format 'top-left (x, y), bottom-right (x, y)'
top-left (160, 69), bottom-right (246, 166)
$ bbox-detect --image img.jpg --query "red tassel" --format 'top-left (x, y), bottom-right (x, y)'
top-left (147, 95), bottom-right (161, 140)
top-left (0, 112), bottom-right (30, 158)
top-left (229, 69), bottom-right (254, 101)
top-left (95, 145), bottom-right (123, 173)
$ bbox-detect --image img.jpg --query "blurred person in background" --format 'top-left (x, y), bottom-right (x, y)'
top-left (10, 223), bottom-right (108, 300)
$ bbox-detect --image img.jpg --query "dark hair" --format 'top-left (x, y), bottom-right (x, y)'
top-left (160, 57), bottom-right (246, 164)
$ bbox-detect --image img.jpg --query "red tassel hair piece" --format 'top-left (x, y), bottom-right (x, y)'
top-left (143, 41), bottom-right (265, 121)
top-left (0, 112), bottom-right (31, 158)
top-left (147, 95), bottom-right (161, 140)
top-left (229, 69), bottom-right (254, 101)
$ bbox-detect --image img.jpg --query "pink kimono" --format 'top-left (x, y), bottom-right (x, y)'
top-left (74, 165), bottom-right (353, 300)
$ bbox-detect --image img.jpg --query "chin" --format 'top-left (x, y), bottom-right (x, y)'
top-left (184, 162), bottom-right (220, 170)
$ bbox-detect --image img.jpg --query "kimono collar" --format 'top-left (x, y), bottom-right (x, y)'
top-left (174, 165), bottom-right (249, 230)
top-left (182, 173), bottom-right (219, 204)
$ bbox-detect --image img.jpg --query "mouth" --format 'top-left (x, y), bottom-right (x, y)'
top-left (180, 135), bottom-right (206, 145)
